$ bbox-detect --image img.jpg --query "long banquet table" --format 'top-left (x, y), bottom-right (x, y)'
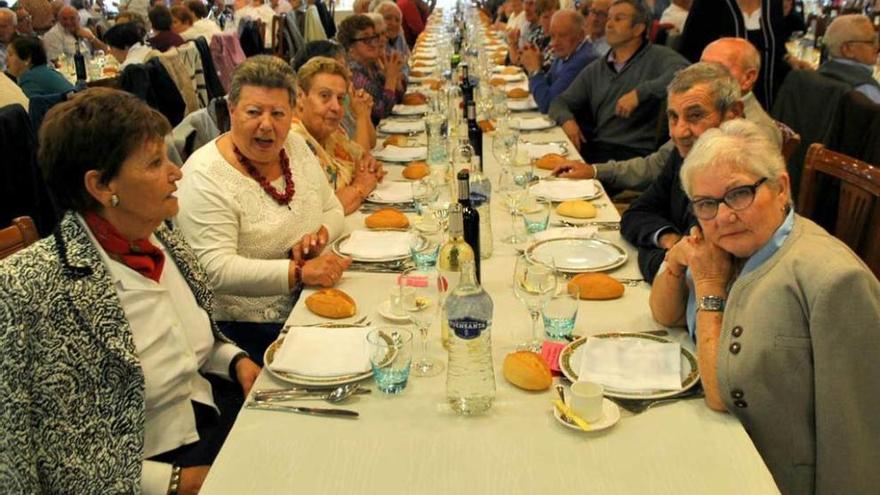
top-left (201, 109), bottom-right (779, 494)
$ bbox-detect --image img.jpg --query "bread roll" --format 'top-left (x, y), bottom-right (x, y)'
top-left (534, 153), bottom-right (567, 170)
top-left (403, 162), bottom-right (430, 180)
top-left (383, 135), bottom-right (408, 147)
top-left (501, 66), bottom-right (520, 75)
top-left (556, 200), bottom-right (597, 219)
top-left (305, 288), bottom-right (357, 319)
top-left (489, 77), bottom-right (507, 87)
top-left (365, 208), bottom-right (410, 229)
top-left (478, 120), bottom-right (495, 133)
top-left (412, 60), bottom-right (429, 68)
top-left (567, 273), bottom-right (625, 300)
top-left (402, 92), bottom-right (428, 105)
top-left (507, 87), bottom-right (529, 99)
top-left (423, 78), bottom-right (444, 91)
top-left (503, 351), bottom-right (552, 391)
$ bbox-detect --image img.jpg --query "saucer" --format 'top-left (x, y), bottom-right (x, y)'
top-left (378, 299), bottom-right (412, 322)
top-left (553, 398), bottom-right (620, 432)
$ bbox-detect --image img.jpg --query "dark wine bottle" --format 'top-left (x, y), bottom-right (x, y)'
top-left (74, 38), bottom-right (87, 84)
top-left (466, 100), bottom-right (482, 160)
top-left (460, 63), bottom-right (474, 108)
top-left (456, 170), bottom-right (480, 281)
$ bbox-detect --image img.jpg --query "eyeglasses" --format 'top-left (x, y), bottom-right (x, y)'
top-left (353, 34), bottom-right (381, 45)
top-left (690, 178), bottom-right (768, 220)
top-left (845, 37), bottom-right (879, 48)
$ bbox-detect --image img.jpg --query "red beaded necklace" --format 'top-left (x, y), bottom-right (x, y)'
top-left (234, 145), bottom-right (295, 206)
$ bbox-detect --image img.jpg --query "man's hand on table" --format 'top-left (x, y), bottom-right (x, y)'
top-left (551, 160), bottom-right (595, 179)
top-left (615, 89), bottom-right (640, 118)
top-left (179, 465), bottom-right (210, 495)
top-left (234, 356), bottom-right (261, 397)
top-left (561, 120), bottom-right (585, 151)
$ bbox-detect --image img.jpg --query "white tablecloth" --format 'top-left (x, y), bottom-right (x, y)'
top-left (201, 123), bottom-right (779, 495)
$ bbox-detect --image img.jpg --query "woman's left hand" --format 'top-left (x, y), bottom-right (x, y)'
top-left (234, 356), bottom-right (261, 396)
top-left (358, 154), bottom-right (386, 182)
top-left (688, 226), bottom-right (734, 291)
top-left (291, 226), bottom-right (330, 262)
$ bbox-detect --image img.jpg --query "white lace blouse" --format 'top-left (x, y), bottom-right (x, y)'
top-left (176, 132), bottom-right (345, 323)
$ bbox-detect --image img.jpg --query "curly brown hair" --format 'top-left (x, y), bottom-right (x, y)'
top-left (336, 14), bottom-right (376, 49)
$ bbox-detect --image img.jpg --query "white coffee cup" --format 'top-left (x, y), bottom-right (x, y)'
top-left (570, 381), bottom-right (604, 422)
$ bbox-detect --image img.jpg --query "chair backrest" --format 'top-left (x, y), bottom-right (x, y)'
top-left (775, 119), bottom-right (801, 164)
top-left (798, 143), bottom-right (880, 277)
top-left (0, 216), bottom-right (39, 260)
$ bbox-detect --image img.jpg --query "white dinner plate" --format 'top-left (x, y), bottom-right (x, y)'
top-left (558, 333), bottom-right (701, 399)
top-left (264, 330), bottom-right (395, 387)
top-left (510, 116), bottom-right (555, 131)
top-left (378, 299), bottom-right (412, 322)
top-left (553, 397), bottom-right (620, 432)
top-left (507, 98), bottom-right (538, 111)
top-left (526, 237), bottom-right (627, 273)
top-left (392, 104), bottom-right (429, 116)
top-left (529, 179), bottom-right (600, 202)
top-left (378, 119), bottom-right (426, 135)
top-left (331, 230), bottom-right (425, 262)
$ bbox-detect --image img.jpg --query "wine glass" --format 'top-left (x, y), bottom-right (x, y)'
top-left (411, 177), bottom-right (438, 215)
top-left (492, 128), bottom-right (518, 168)
top-left (513, 255), bottom-right (557, 352)
top-left (398, 267), bottom-right (445, 377)
top-left (497, 168), bottom-right (528, 244)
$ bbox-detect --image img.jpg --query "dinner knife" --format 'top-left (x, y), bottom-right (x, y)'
top-left (245, 403), bottom-right (359, 418)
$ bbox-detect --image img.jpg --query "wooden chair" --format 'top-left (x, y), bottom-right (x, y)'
top-left (775, 119), bottom-right (801, 165)
top-left (0, 216), bottom-right (40, 260)
top-left (798, 144), bottom-right (880, 278)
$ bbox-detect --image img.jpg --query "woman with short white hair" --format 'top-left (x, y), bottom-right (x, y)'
top-left (649, 119), bottom-right (880, 495)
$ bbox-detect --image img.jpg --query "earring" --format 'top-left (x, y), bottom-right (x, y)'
top-left (110, 194), bottom-right (120, 207)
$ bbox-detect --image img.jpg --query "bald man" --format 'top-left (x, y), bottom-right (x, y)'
top-left (554, 37), bottom-right (782, 191)
top-left (702, 38), bottom-right (782, 147)
top-left (522, 9), bottom-right (600, 113)
top-left (819, 14), bottom-right (880, 104)
top-left (42, 5), bottom-right (106, 61)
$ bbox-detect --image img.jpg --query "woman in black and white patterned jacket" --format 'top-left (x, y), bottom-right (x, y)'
top-left (0, 88), bottom-right (261, 494)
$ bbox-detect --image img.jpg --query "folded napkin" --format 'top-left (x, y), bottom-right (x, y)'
top-left (525, 142), bottom-right (566, 159)
top-left (533, 226), bottom-right (598, 242)
top-left (512, 117), bottom-right (553, 130)
top-left (392, 104), bottom-right (429, 115)
top-left (373, 145), bottom-right (428, 162)
top-left (530, 180), bottom-right (597, 201)
top-left (380, 120), bottom-right (426, 134)
top-left (578, 338), bottom-right (682, 391)
top-left (507, 97), bottom-right (538, 111)
top-left (339, 230), bottom-right (413, 259)
top-left (270, 326), bottom-right (372, 377)
top-left (493, 73), bottom-right (524, 82)
top-left (492, 65), bottom-right (522, 73)
top-left (368, 180), bottom-right (414, 203)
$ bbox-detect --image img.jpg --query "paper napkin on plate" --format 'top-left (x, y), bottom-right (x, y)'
top-left (512, 117), bottom-right (552, 130)
top-left (529, 180), bottom-right (597, 201)
top-left (368, 181), bottom-right (414, 203)
top-left (578, 338), bottom-right (682, 391)
top-left (533, 226), bottom-right (598, 242)
top-left (339, 230), bottom-right (412, 259)
top-left (393, 104), bottom-right (429, 115)
top-left (379, 120), bottom-right (426, 134)
top-left (525, 142), bottom-right (566, 159)
top-left (507, 97), bottom-right (538, 111)
top-left (270, 326), bottom-right (372, 376)
top-left (373, 145), bottom-right (428, 162)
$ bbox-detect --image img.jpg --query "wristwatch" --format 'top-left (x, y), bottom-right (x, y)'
top-left (697, 295), bottom-right (726, 312)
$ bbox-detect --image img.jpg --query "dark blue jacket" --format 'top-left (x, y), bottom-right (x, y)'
top-left (528, 40), bottom-right (600, 114)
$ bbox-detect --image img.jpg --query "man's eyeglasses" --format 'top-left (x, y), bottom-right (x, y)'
top-left (690, 178), bottom-right (768, 220)
top-left (845, 37), bottom-right (879, 48)
top-left (353, 34), bottom-right (381, 45)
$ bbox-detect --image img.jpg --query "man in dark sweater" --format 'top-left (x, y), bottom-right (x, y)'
top-left (620, 62), bottom-right (743, 282)
top-left (548, 0), bottom-right (688, 164)
top-left (818, 14), bottom-right (880, 104)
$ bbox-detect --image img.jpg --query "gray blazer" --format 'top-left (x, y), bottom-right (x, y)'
top-left (718, 216), bottom-right (880, 495)
top-left (0, 213), bottom-right (231, 493)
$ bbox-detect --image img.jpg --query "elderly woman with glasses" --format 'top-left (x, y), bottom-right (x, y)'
top-left (337, 13), bottom-right (405, 124)
top-left (176, 56), bottom-right (350, 362)
top-left (648, 119), bottom-right (880, 495)
top-left (291, 56), bottom-right (386, 215)
top-left (0, 88), bottom-right (260, 493)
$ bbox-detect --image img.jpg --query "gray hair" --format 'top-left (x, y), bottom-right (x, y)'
top-left (667, 62), bottom-right (742, 115)
top-left (372, 0), bottom-right (401, 16)
top-left (680, 119), bottom-right (787, 199)
top-left (228, 55), bottom-right (297, 108)
top-left (824, 14), bottom-right (874, 58)
top-left (365, 12), bottom-right (385, 32)
top-left (611, 0), bottom-right (650, 39)
top-left (0, 7), bottom-right (17, 25)
top-left (551, 8), bottom-right (585, 32)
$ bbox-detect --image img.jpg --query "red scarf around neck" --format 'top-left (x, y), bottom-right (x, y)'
top-left (84, 211), bottom-right (166, 283)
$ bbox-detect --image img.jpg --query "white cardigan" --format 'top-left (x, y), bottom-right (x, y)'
top-left (176, 132), bottom-right (345, 323)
